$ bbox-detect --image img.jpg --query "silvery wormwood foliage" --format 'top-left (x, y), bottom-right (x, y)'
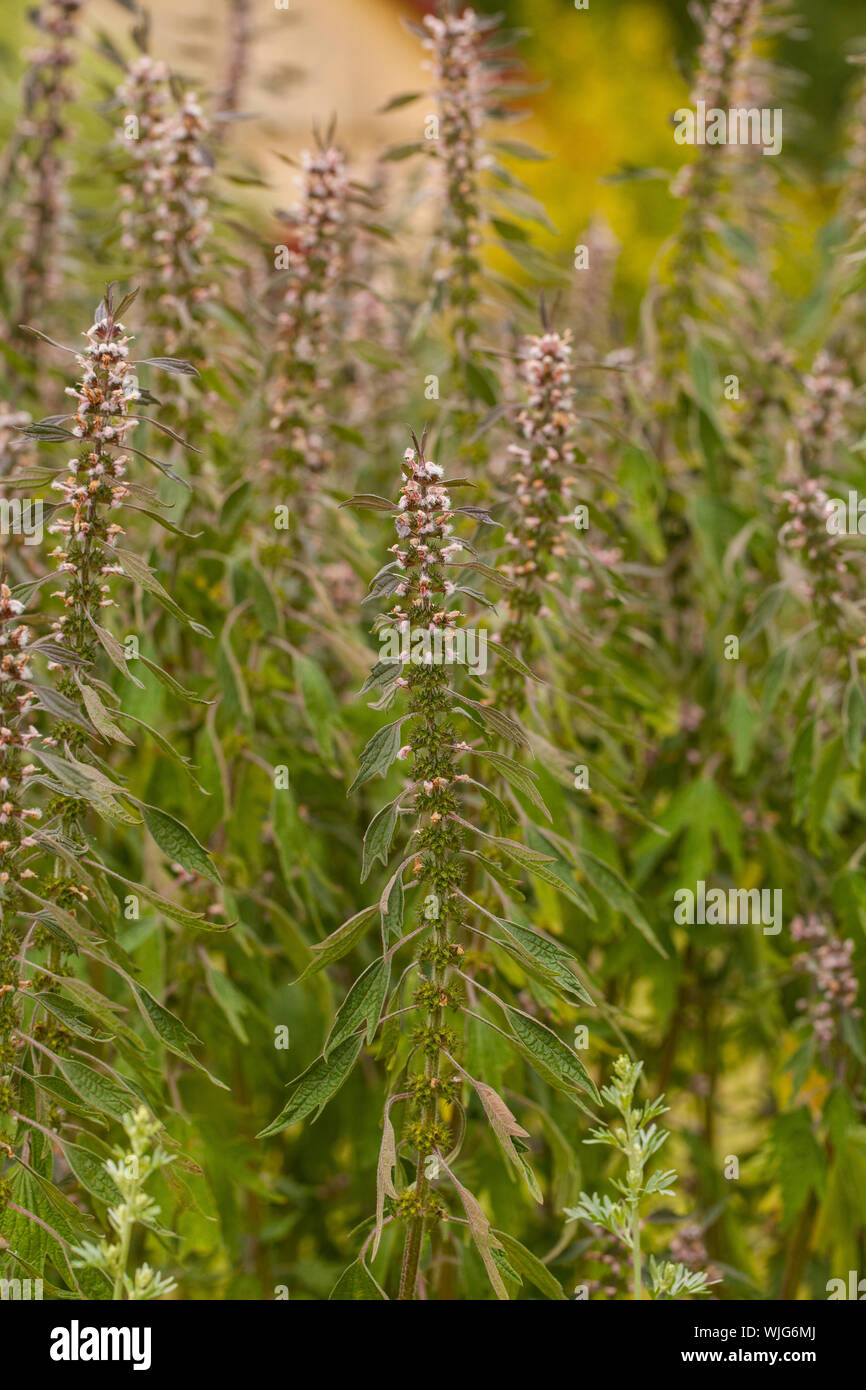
top-left (258, 433), bottom-right (599, 1300)
top-left (71, 1104), bottom-right (176, 1300)
top-left (565, 1056), bottom-right (719, 1300)
top-left (0, 288), bottom-right (223, 1296)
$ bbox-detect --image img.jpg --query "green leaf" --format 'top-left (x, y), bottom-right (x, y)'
top-left (88, 619), bottom-right (144, 688)
top-left (294, 652), bottom-right (339, 764)
top-left (361, 800), bottom-right (400, 882)
top-left (62, 1141), bottom-right (122, 1206)
top-left (293, 905), bottom-right (379, 983)
top-left (475, 748), bottom-right (551, 820)
top-left (742, 582), bottom-right (786, 644)
top-left (770, 1108), bottom-right (825, 1230)
top-left (115, 548), bottom-right (212, 636)
top-left (329, 1258), bottom-right (387, 1299)
top-left (80, 683), bottom-right (134, 745)
top-left (470, 1078), bottom-right (541, 1201)
top-left (452, 692), bottom-right (529, 749)
top-left (504, 1007), bottom-right (599, 1102)
top-left (138, 355), bottom-right (200, 376)
top-left (34, 993), bottom-right (112, 1043)
top-left (348, 718), bottom-right (406, 793)
top-left (487, 638), bottom-right (542, 685)
top-left (94, 863), bottom-right (218, 929)
top-left (53, 1058), bottom-right (139, 1123)
top-left (494, 919), bottom-right (592, 1005)
top-left (324, 957), bottom-right (391, 1058)
top-left (381, 873), bottom-right (404, 939)
top-left (132, 984), bottom-right (227, 1088)
top-left (257, 1035), bottom-right (364, 1136)
top-left (141, 804), bottom-right (221, 883)
top-left (575, 848), bottom-right (666, 955)
top-left (138, 653), bottom-right (211, 704)
top-left (379, 91), bottom-right (422, 111)
top-left (493, 138), bottom-right (549, 161)
top-left (492, 1230), bottom-right (568, 1300)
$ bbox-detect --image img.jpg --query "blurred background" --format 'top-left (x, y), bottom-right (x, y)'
top-left (2, 0), bottom-right (866, 329)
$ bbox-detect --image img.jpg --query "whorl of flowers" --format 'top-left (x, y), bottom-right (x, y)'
top-left (778, 478), bottom-right (861, 661)
top-left (47, 301), bottom-right (138, 668)
top-left (791, 915), bottom-right (861, 1050)
top-left (573, 217), bottom-right (620, 356)
top-left (117, 72), bottom-right (213, 354)
top-left (794, 351), bottom-right (854, 461)
top-left (152, 95), bottom-right (214, 352)
top-left (495, 330), bottom-right (576, 710)
top-left (116, 54), bottom-right (171, 263)
top-left (420, 8), bottom-right (493, 344)
top-left (0, 585), bottom-right (41, 1121)
top-left (838, 55), bottom-right (866, 233)
top-left (654, 0), bottom-right (761, 378)
top-left (269, 144), bottom-right (351, 478)
top-left (831, 55), bottom-right (866, 367)
top-left (223, 0), bottom-right (253, 116)
top-left (7, 0), bottom-right (86, 329)
top-left (690, 0), bottom-right (763, 114)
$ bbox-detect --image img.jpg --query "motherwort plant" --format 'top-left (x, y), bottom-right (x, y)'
top-left (0, 288), bottom-right (221, 1295)
top-left (2, 0), bottom-right (86, 340)
top-left (652, 0), bottom-right (762, 397)
top-left (267, 133), bottom-right (356, 488)
top-left (116, 60), bottom-right (214, 367)
top-left (493, 326), bottom-right (577, 714)
top-left (395, 5), bottom-right (553, 407)
top-left (259, 433), bottom-right (598, 1300)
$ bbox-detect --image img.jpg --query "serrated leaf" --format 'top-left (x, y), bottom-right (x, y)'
top-left (348, 718), bottom-right (405, 793)
top-left (329, 1257), bottom-right (387, 1299)
top-left (34, 993), bottom-right (112, 1042)
top-left (324, 957), bottom-right (391, 1058)
top-left (53, 1057), bottom-right (138, 1122)
top-left (504, 1007), bottom-right (599, 1101)
top-left (495, 919), bottom-right (593, 1005)
top-left (492, 1230), bottom-right (568, 1300)
top-left (575, 847), bottom-right (665, 955)
top-left (80, 683), bottom-right (134, 745)
top-left (132, 984), bottom-right (227, 1088)
top-left (361, 800), bottom-right (400, 882)
top-left (293, 905), bottom-right (379, 983)
top-left (257, 1035), bottom-right (364, 1136)
top-left (141, 804), bottom-right (221, 882)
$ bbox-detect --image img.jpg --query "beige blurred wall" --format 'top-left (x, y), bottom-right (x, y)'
top-left (90, 0), bottom-right (428, 174)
